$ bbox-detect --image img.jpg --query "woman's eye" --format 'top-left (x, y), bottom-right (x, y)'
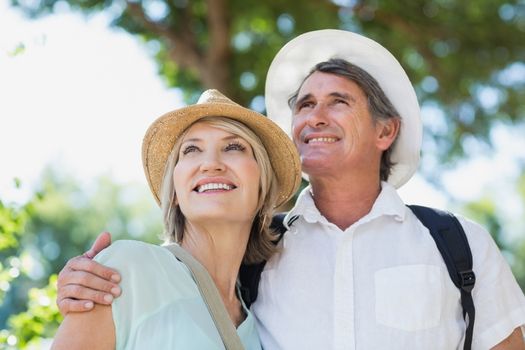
top-left (225, 142), bottom-right (246, 152)
top-left (182, 145), bottom-right (200, 155)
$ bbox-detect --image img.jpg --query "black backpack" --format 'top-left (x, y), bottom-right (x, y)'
top-left (239, 205), bottom-right (476, 350)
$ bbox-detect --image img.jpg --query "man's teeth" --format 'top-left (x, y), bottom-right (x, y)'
top-left (197, 183), bottom-right (234, 193)
top-left (308, 137), bottom-right (337, 143)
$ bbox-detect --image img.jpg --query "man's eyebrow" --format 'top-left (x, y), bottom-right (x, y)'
top-left (295, 92), bottom-right (357, 108)
top-left (329, 92), bottom-right (356, 103)
top-left (294, 93), bottom-right (313, 109)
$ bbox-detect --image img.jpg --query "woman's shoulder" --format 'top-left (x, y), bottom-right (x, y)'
top-left (93, 240), bottom-right (192, 283)
top-left (94, 240), bottom-right (167, 266)
top-left (95, 240), bottom-right (197, 299)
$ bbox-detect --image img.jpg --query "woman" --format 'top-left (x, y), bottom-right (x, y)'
top-left (51, 89), bottom-right (301, 349)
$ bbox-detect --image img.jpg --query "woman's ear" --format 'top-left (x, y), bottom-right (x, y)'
top-left (376, 117), bottom-right (400, 151)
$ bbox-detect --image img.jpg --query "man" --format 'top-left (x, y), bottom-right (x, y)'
top-left (56, 30), bottom-right (525, 349)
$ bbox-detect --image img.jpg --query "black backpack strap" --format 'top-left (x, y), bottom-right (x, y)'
top-left (239, 213), bottom-right (297, 308)
top-left (408, 205), bottom-right (476, 350)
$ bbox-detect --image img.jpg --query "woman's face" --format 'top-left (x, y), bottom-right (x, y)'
top-left (172, 122), bottom-right (261, 225)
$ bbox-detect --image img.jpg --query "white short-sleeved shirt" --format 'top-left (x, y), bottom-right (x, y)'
top-left (95, 240), bottom-right (262, 350)
top-left (252, 182), bottom-right (525, 350)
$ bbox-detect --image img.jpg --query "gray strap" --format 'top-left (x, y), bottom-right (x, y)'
top-left (164, 244), bottom-right (245, 350)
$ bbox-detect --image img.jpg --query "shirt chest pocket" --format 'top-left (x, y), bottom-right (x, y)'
top-left (374, 264), bottom-right (443, 331)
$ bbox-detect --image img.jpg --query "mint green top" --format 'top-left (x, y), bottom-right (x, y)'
top-left (95, 240), bottom-right (262, 350)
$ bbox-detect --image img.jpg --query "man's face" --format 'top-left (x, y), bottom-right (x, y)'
top-left (291, 71), bottom-right (385, 179)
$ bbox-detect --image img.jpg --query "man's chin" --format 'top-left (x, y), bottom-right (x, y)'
top-left (301, 159), bottom-right (338, 177)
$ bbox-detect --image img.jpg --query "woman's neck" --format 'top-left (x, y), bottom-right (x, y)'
top-left (180, 220), bottom-right (251, 326)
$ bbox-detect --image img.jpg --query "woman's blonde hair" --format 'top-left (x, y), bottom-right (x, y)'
top-left (160, 116), bottom-right (279, 264)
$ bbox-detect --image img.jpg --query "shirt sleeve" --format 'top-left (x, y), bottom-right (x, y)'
top-left (459, 217), bottom-right (525, 349)
top-left (94, 240), bottom-right (188, 349)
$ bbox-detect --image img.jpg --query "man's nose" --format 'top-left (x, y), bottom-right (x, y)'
top-left (306, 104), bottom-right (329, 128)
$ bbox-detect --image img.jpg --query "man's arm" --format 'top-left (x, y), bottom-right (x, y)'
top-left (492, 327), bottom-right (525, 350)
top-left (56, 232), bottom-right (122, 315)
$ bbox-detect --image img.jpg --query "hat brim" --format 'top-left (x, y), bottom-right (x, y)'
top-left (142, 102), bottom-right (302, 208)
top-left (265, 29), bottom-right (422, 188)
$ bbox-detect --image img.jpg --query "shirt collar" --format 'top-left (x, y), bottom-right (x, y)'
top-left (360, 181), bottom-right (406, 224)
top-left (286, 181), bottom-right (407, 229)
top-left (286, 185), bottom-right (326, 226)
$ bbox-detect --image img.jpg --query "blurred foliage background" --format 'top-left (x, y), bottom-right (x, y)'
top-left (1, 0), bottom-right (525, 348)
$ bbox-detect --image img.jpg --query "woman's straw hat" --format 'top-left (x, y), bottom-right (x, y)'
top-left (142, 89), bottom-right (302, 207)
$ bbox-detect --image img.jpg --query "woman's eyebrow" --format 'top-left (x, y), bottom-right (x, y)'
top-left (180, 137), bottom-right (202, 144)
top-left (222, 135), bottom-right (242, 141)
top-left (181, 135), bottom-right (241, 144)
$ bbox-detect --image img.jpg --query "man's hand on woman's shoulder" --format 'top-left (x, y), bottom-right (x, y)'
top-left (56, 232), bottom-right (122, 316)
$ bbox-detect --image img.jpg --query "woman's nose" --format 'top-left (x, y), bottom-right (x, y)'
top-left (199, 152), bottom-right (226, 173)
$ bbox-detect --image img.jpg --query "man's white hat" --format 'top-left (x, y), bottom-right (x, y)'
top-left (265, 29), bottom-right (422, 188)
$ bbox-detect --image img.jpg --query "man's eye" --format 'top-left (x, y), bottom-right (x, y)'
top-left (298, 101), bottom-right (314, 110)
top-left (225, 142), bottom-right (246, 152)
top-left (182, 145), bottom-right (200, 155)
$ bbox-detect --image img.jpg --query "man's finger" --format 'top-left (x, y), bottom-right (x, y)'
top-left (57, 298), bottom-right (95, 314)
top-left (67, 256), bottom-right (120, 283)
top-left (58, 284), bottom-right (116, 306)
top-left (60, 270), bottom-right (121, 296)
top-left (83, 231), bottom-right (112, 259)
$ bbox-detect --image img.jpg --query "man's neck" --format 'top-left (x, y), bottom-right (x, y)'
top-left (309, 175), bottom-right (382, 230)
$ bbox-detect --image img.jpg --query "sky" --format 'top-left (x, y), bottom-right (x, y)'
top-left (1, 1), bottom-right (524, 218)
top-left (0, 1), bottom-right (183, 203)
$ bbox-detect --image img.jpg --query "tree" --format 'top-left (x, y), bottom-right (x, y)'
top-left (511, 172), bottom-right (525, 289)
top-left (10, 0), bottom-right (525, 175)
top-left (0, 181), bottom-right (33, 323)
top-left (0, 276), bottom-right (61, 350)
top-left (4, 2), bottom-right (525, 346)
top-left (457, 172), bottom-right (525, 291)
top-left (0, 182), bottom-right (60, 350)
top-left (0, 170), bottom-right (163, 348)
top-left (20, 167), bottom-right (162, 277)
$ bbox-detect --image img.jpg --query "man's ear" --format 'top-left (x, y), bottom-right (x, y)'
top-left (376, 117), bottom-right (400, 151)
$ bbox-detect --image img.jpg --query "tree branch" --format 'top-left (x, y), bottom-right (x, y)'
top-left (369, 8), bottom-right (444, 79)
top-left (206, 0), bottom-right (230, 65)
top-left (125, 1), bottom-right (203, 74)
top-left (203, 0), bottom-right (232, 94)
